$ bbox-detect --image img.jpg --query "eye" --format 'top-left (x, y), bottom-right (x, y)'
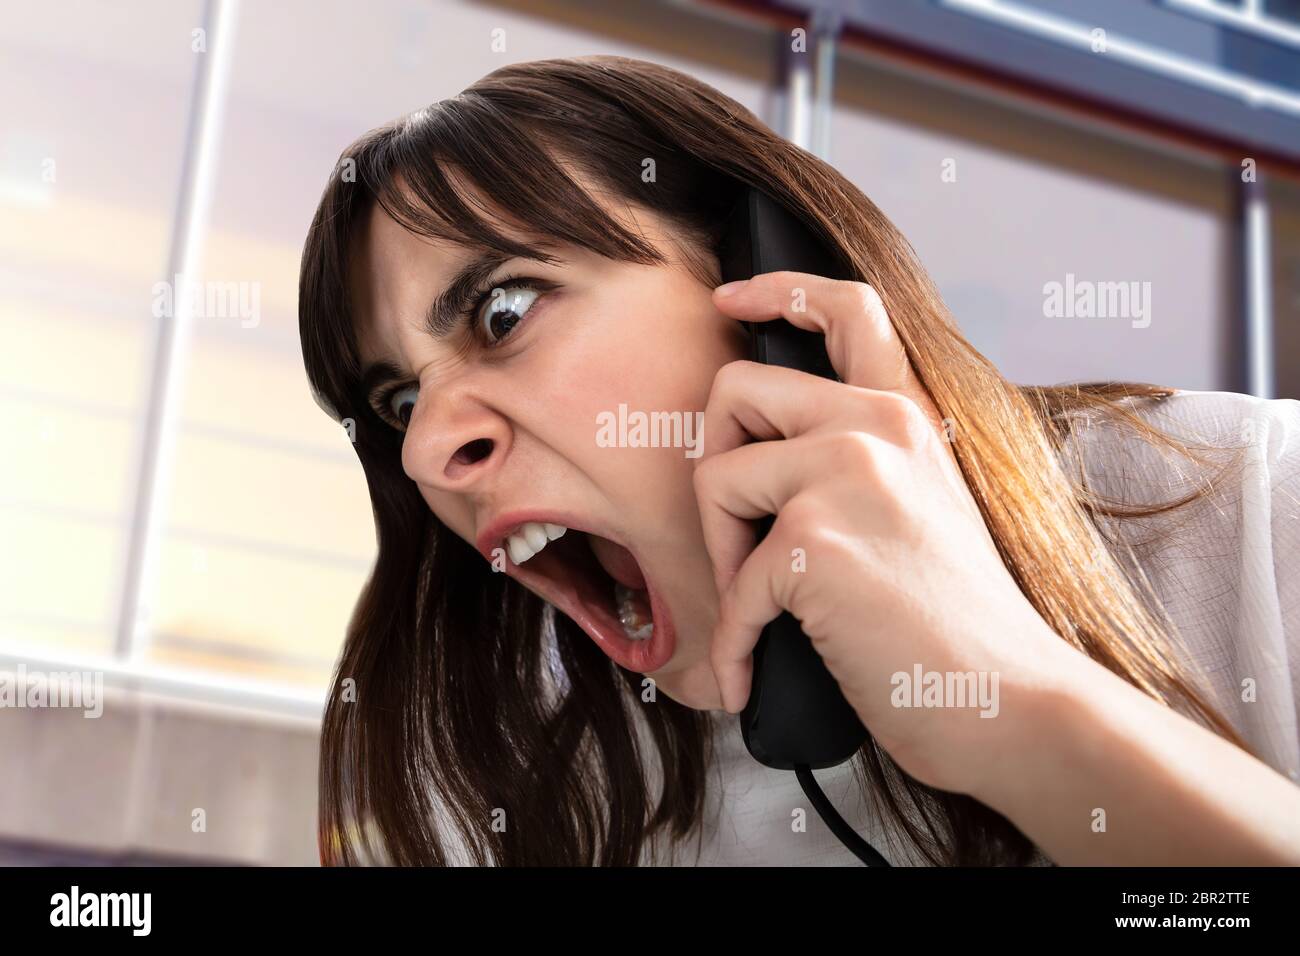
top-left (388, 384), bottom-right (419, 427)
top-left (476, 283), bottom-right (540, 344)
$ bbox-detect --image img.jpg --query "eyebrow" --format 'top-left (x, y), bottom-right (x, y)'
top-left (425, 251), bottom-right (514, 339)
top-left (358, 250), bottom-right (531, 405)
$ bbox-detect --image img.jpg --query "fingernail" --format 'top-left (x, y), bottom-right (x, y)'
top-left (714, 280), bottom-right (749, 297)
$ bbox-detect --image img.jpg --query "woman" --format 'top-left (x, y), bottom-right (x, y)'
top-left (297, 55), bottom-right (1300, 866)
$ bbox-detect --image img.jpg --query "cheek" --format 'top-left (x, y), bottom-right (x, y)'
top-left (520, 281), bottom-right (746, 499)
top-left (418, 487), bottom-right (477, 545)
top-left (554, 285), bottom-right (740, 415)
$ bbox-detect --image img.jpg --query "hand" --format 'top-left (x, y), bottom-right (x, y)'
top-left (694, 272), bottom-right (1079, 795)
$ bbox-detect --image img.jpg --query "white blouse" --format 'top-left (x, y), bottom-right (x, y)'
top-left (651, 388), bottom-right (1300, 866)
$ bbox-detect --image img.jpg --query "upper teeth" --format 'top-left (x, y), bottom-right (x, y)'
top-left (506, 522), bottom-right (567, 564)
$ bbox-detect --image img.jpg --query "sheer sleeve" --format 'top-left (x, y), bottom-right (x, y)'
top-left (1071, 389), bottom-right (1300, 784)
top-left (1248, 394), bottom-right (1300, 780)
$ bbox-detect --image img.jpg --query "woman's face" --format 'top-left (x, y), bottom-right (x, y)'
top-left (350, 191), bottom-right (748, 711)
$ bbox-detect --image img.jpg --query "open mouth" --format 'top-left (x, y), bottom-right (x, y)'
top-left (482, 519), bottom-right (675, 673)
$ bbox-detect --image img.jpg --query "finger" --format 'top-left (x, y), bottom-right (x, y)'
top-left (699, 359), bottom-right (898, 462)
top-left (712, 271), bottom-right (916, 397)
top-left (694, 430), bottom-right (862, 598)
top-left (710, 528), bottom-right (791, 714)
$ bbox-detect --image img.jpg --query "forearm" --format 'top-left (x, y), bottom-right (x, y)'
top-left (975, 656), bottom-right (1300, 865)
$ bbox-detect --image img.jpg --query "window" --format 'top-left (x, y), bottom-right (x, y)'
top-left (0, 0), bottom-right (770, 716)
top-left (0, 2), bottom-right (202, 659)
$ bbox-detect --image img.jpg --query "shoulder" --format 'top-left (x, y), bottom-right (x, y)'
top-left (1131, 388), bottom-right (1299, 456)
top-left (1062, 387), bottom-right (1300, 508)
top-left (1064, 387), bottom-right (1300, 777)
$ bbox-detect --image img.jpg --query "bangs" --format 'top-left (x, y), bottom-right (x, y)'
top-left (366, 96), bottom-right (664, 269)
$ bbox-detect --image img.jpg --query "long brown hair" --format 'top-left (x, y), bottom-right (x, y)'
top-left (298, 55), bottom-right (1251, 866)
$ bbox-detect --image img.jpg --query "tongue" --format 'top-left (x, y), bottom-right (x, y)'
top-left (586, 534), bottom-right (647, 590)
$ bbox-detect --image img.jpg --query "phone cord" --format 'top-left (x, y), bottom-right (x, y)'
top-left (794, 764), bottom-right (891, 867)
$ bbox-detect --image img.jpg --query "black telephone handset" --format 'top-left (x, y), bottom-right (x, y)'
top-left (717, 187), bottom-right (870, 772)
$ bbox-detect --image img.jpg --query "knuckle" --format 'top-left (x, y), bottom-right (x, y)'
top-left (835, 279), bottom-right (884, 318)
top-left (774, 495), bottom-right (844, 565)
top-left (691, 454), bottom-right (721, 496)
top-left (874, 388), bottom-right (913, 423)
top-left (707, 359), bottom-right (754, 406)
top-left (832, 429), bottom-right (873, 473)
top-left (870, 390), bottom-right (929, 448)
top-left (856, 280), bottom-right (884, 311)
top-left (774, 492), bottom-right (825, 541)
top-left (822, 428), bottom-right (878, 476)
top-left (896, 399), bottom-right (935, 449)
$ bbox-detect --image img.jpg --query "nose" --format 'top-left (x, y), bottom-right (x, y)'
top-left (400, 384), bottom-right (510, 492)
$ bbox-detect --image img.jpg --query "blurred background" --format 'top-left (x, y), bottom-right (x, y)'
top-left (1, 0), bottom-right (1297, 865)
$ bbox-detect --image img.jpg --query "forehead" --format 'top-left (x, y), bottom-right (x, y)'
top-left (348, 202), bottom-right (468, 368)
